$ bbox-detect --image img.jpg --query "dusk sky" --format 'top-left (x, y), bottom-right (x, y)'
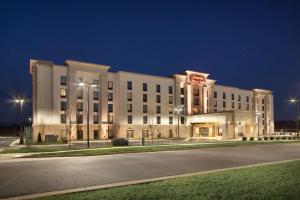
top-left (0, 0), bottom-right (299, 124)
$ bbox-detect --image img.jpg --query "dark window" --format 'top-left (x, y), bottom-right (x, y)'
top-left (77, 114), bottom-right (83, 124)
top-left (246, 96), bottom-right (249, 102)
top-left (238, 95), bottom-right (241, 101)
top-left (169, 106), bottom-right (173, 114)
top-left (127, 115), bottom-right (132, 124)
top-left (156, 95), bottom-right (161, 103)
top-left (60, 76), bottom-right (67, 86)
top-left (127, 92), bottom-right (132, 101)
top-left (156, 105), bottom-right (161, 114)
top-left (232, 102), bottom-right (234, 109)
top-left (157, 116), bottom-right (161, 124)
top-left (156, 84), bottom-right (161, 93)
top-left (77, 89), bottom-right (83, 99)
top-left (77, 102), bottom-right (83, 112)
top-left (77, 130), bottom-right (83, 140)
top-left (108, 81), bottom-right (113, 90)
top-left (93, 115), bottom-right (99, 124)
top-left (247, 104), bottom-right (250, 110)
top-left (143, 83), bottom-right (147, 91)
top-left (169, 96), bottom-right (173, 104)
top-left (108, 104), bottom-right (113, 112)
top-left (181, 97), bottom-right (184, 105)
top-left (193, 89), bottom-right (199, 96)
top-left (238, 103), bottom-right (241, 109)
top-left (93, 103), bottom-right (99, 112)
top-left (180, 117), bottom-right (185, 124)
top-left (181, 87), bottom-right (184, 95)
top-left (93, 91), bottom-right (99, 100)
top-left (223, 92), bottom-right (226, 99)
top-left (214, 92), bottom-right (217, 98)
top-left (169, 86), bottom-right (173, 94)
top-left (143, 116), bottom-right (148, 124)
top-left (193, 98), bottom-right (199, 105)
top-left (127, 81), bottom-right (132, 90)
top-left (262, 106), bottom-right (265, 111)
top-left (61, 101), bottom-right (67, 111)
top-left (61, 114), bottom-right (67, 124)
top-left (169, 116), bottom-right (173, 124)
top-left (127, 104), bottom-right (132, 112)
top-left (223, 101), bottom-right (226, 108)
top-left (214, 101), bottom-right (217, 107)
top-left (143, 105), bottom-right (147, 113)
top-left (108, 93), bottom-right (113, 101)
top-left (93, 130), bottom-right (99, 140)
top-left (262, 99), bottom-right (265, 104)
top-left (231, 94), bottom-right (234, 100)
top-left (93, 79), bottom-right (99, 86)
top-left (143, 94), bottom-right (147, 102)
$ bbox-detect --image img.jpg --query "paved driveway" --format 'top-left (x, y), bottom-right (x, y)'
top-left (0, 137), bottom-right (17, 151)
top-left (0, 143), bottom-right (299, 199)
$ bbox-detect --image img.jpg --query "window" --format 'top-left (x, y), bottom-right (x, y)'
top-left (127, 104), bottom-right (132, 112)
top-left (169, 96), bottom-right (173, 104)
top-left (157, 116), bottom-right (161, 124)
top-left (262, 99), bottom-right (265, 104)
top-left (193, 107), bottom-right (199, 113)
top-left (193, 89), bottom-right (199, 96)
top-left (108, 93), bottom-right (113, 101)
top-left (246, 96), bottom-right (249, 102)
top-left (223, 92), bottom-right (226, 99)
top-left (61, 101), bottom-right (67, 111)
top-left (127, 92), bottom-right (132, 101)
top-left (93, 115), bottom-right (99, 124)
top-left (169, 116), bottom-right (173, 124)
top-left (181, 97), bottom-right (184, 105)
top-left (156, 105), bottom-right (161, 114)
top-left (214, 101), bottom-right (217, 107)
top-left (169, 86), bottom-right (173, 94)
top-left (93, 103), bottom-right (99, 112)
top-left (60, 76), bottom-right (67, 85)
top-left (61, 114), bottom-right (66, 124)
top-left (60, 88), bottom-right (67, 98)
top-left (77, 102), bottom-right (83, 112)
top-left (108, 81), bottom-right (113, 90)
top-left (169, 106), bottom-right (173, 114)
top-left (93, 79), bottom-right (99, 85)
top-left (143, 105), bottom-right (147, 113)
top-left (143, 116), bottom-right (148, 124)
top-left (127, 81), bottom-right (132, 90)
top-left (94, 130), bottom-right (99, 140)
top-left (156, 95), bottom-right (161, 103)
top-left (231, 94), bottom-right (234, 100)
top-left (262, 106), bottom-right (265, 111)
top-left (238, 103), bottom-right (241, 109)
top-left (214, 92), bottom-right (217, 98)
top-left (247, 104), bottom-right (250, 110)
top-left (143, 94), bottom-right (147, 102)
top-left (108, 104), bottom-right (113, 112)
top-left (181, 87), bottom-right (184, 95)
top-left (143, 83), bottom-right (147, 91)
top-left (156, 84), bottom-right (160, 93)
top-left (238, 95), bottom-right (241, 101)
top-left (180, 117), bottom-right (185, 124)
top-left (108, 113), bottom-right (113, 123)
top-left (223, 101), bottom-right (226, 108)
top-left (77, 114), bottom-right (83, 124)
top-left (231, 102), bottom-right (234, 109)
top-left (262, 113), bottom-right (265, 118)
top-left (93, 91), bottom-right (99, 100)
top-left (77, 89), bottom-right (83, 99)
top-left (193, 98), bottom-right (199, 105)
top-left (127, 115), bottom-right (132, 124)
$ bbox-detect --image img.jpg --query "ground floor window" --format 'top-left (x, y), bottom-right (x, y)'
top-left (94, 130), bottom-right (99, 140)
top-left (142, 129), bottom-right (149, 138)
top-left (127, 129), bottom-right (134, 138)
top-left (169, 129), bottom-right (173, 138)
top-left (77, 130), bottom-right (83, 140)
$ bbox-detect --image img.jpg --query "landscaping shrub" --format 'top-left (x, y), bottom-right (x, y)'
top-left (288, 137), bottom-right (292, 140)
top-left (111, 138), bottom-right (129, 146)
top-left (264, 137), bottom-right (268, 140)
top-left (282, 136), bottom-right (287, 140)
top-left (242, 136), bottom-right (247, 141)
top-left (270, 137), bottom-right (274, 140)
top-left (250, 137), bottom-right (254, 141)
top-left (258, 137), bottom-right (262, 140)
top-left (276, 137), bottom-right (280, 140)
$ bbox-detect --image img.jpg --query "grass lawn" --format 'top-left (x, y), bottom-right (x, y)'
top-left (36, 160), bottom-right (300, 200)
top-left (1, 140), bottom-right (298, 158)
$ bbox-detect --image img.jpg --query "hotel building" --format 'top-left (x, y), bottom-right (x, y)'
top-left (30, 59), bottom-right (274, 141)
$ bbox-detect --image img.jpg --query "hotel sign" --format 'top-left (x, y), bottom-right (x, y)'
top-left (187, 74), bottom-right (205, 85)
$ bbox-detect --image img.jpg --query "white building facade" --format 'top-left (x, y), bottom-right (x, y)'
top-left (30, 59), bottom-right (274, 141)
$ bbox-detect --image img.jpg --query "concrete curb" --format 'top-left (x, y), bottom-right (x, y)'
top-left (1, 158), bottom-right (299, 200)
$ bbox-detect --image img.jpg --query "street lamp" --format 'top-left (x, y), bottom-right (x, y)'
top-left (256, 112), bottom-right (262, 139)
top-left (174, 106), bottom-right (184, 140)
top-left (290, 98), bottom-right (299, 138)
top-left (77, 81), bottom-right (97, 148)
top-left (13, 98), bottom-right (25, 144)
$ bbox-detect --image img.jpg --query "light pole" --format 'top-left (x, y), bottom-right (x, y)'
top-left (290, 98), bottom-right (299, 138)
top-left (77, 81), bottom-right (97, 148)
top-left (14, 98), bottom-right (25, 144)
top-left (256, 112), bottom-right (262, 139)
top-left (174, 106), bottom-right (184, 140)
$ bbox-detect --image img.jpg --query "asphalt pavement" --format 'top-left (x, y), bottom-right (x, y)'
top-left (0, 143), bottom-right (299, 199)
top-left (0, 137), bottom-right (17, 151)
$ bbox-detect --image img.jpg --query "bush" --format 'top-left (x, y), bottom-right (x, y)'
top-left (264, 137), bottom-right (268, 140)
top-left (288, 137), bottom-right (292, 140)
top-left (242, 136), bottom-right (247, 141)
top-left (111, 138), bottom-right (129, 146)
top-left (282, 136), bottom-right (287, 140)
top-left (276, 137), bottom-right (280, 140)
top-left (270, 137), bottom-right (274, 140)
top-left (258, 137), bottom-right (262, 140)
top-left (250, 137), bottom-right (254, 141)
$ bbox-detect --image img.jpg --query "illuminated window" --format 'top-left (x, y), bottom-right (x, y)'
top-left (169, 96), bottom-right (173, 104)
top-left (169, 106), bottom-right (173, 114)
top-left (108, 81), bottom-right (113, 90)
top-left (108, 114), bottom-right (113, 124)
top-left (127, 92), bottom-right (132, 101)
top-left (193, 107), bottom-right (199, 114)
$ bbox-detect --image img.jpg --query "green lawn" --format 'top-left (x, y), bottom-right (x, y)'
top-left (36, 160), bottom-right (300, 200)
top-left (2, 140), bottom-right (298, 158)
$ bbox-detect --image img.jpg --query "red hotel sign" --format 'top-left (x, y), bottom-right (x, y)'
top-left (187, 74), bottom-right (205, 85)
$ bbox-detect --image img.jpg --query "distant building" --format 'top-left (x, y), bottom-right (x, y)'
top-left (30, 59), bottom-right (274, 141)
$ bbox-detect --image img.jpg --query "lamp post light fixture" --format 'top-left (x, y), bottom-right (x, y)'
top-left (290, 98), bottom-right (299, 138)
top-left (77, 81), bottom-right (98, 148)
top-left (174, 106), bottom-right (184, 140)
top-left (14, 98), bottom-right (26, 144)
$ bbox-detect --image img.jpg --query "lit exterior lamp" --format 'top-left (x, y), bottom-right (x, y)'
top-left (174, 106), bottom-right (184, 140)
top-left (289, 98), bottom-right (299, 138)
top-left (13, 97), bottom-right (26, 144)
top-left (77, 81), bottom-right (98, 148)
